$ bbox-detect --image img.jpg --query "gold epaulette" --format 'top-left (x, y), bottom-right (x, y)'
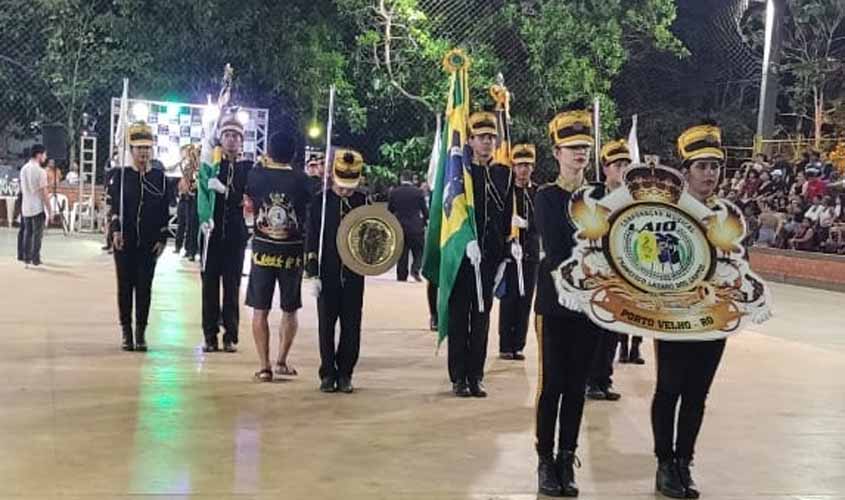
top-left (537, 181), bottom-right (558, 192)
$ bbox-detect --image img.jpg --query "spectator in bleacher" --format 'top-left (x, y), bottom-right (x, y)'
top-left (788, 218), bottom-right (816, 251)
top-left (756, 201), bottom-right (782, 248)
top-left (753, 153), bottom-right (770, 172)
top-left (805, 169), bottom-right (827, 200)
top-left (804, 196), bottom-right (825, 223)
top-left (740, 169), bottom-right (761, 201)
top-left (742, 203), bottom-right (760, 249)
top-left (790, 171), bottom-right (807, 198)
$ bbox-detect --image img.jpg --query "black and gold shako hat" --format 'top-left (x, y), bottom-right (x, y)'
top-left (511, 144), bottom-right (536, 166)
top-left (677, 123), bottom-right (725, 165)
top-left (332, 148), bottom-right (364, 189)
top-left (548, 110), bottom-right (593, 148)
top-left (601, 139), bottom-right (631, 166)
top-left (468, 112), bottom-right (497, 137)
top-left (128, 122), bottom-right (154, 147)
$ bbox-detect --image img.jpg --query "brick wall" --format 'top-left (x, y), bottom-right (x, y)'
top-left (749, 247), bottom-right (845, 292)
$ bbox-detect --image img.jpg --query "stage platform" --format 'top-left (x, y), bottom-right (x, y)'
top-left (1, 227), bottom-right (843, 499)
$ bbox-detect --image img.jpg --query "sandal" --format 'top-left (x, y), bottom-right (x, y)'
top-left (275, 362), bottom-right (298, 376)
top-left (253, 368), bottom-right (273, 382)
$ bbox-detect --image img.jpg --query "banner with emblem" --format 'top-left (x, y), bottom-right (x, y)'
top-left (554, 164), bottom-right (773, 341)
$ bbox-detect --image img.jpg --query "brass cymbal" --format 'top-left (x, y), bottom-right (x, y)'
top-left (337, 203), bottom-right (405, 276)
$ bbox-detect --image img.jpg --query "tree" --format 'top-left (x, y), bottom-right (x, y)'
top-left (780, 0), bottom-right (845, 147)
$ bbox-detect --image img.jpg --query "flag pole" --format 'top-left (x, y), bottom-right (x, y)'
top-left (594, 96), bottom-right (601, 183)
top-left (119, 78), bottom-right (129, 236)
top-left (317, 85), bottom-right (336, 285)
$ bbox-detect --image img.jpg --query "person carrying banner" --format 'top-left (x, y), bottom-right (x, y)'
top-left (497, 143), bottom-right (538, 361)
top-left (585, 139), bottom-right (631, 401)
top-left (244, 129), bottom-right (313, 382)
top-left (533, 106), bottom-right (602, 497)
top-left (651, 121), bottom-right (729, 499)
top-left (305, 149), bottom-right (368, 394)
top-left (446, 111), bottom-right (512, 398)
top-left (197, 110), bottom-right (252, 353)
top-left (108, 122), bottom-right (169, 352)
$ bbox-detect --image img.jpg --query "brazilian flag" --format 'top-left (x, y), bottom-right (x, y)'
top-left (422, 49), bottom-right (478, 346)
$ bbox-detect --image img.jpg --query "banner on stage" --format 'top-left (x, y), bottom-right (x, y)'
top-left (554, 163), bottom-right (772, 341)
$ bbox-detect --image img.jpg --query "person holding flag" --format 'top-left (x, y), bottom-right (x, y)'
top-left (107, 122), bottom-right (170, 352)
top-left (497, 143), bottom-right (538, 361)
top-left (422, 49), bottom-right (513, 399)
top-left (533, 105), bottom-right (602, 497)
top-left (196, 109), bottom-right (252, 353)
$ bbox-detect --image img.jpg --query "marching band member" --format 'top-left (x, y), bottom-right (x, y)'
top-left (198, 110), bottom-right (252, 353)
top-left (244, 129), bottom-right (313, 382)
top-left (497, 143), bottom-right (538, 361)
top-left (585, 139), bottom-right (631, 401)
top-left (533, 106), bottom-right (601, 497)
top-left (447, 111), bottom-right (512, 398)
top-left (108, 122), bottom-right (169, 352)
top-left (305, 149), bottom-right (368, 394)
top-left (652, 122), bottom-right (728, 499)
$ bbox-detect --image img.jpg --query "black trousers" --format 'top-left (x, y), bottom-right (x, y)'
top-left (497, 260), bottom-right (538, 354)
top-left (21, 213), bottom-right (46, 264)
top-left (397, 231), bottom-right (424, 280)
top-left (427, 280), bottom-right (438, 323)
top-left (619, 333), bottom-right (643, 351)
top-left (587, 328), bottom-right (619, 388)
top-left (17, 219), bottom-right (25, 261)
top-left (114, 242), bottom-right (159, 328)
top-left (535, 314), bottom-right (599, 457)
top-left (652, 339), bottom-right (726, 461)
top-left (447, 258), bottom-right (495, 383)
top-left (175, 198), bottom-right (189, 250)
top-left (317, 277), bottom-right (365, 379)
top-left (201, 235), bottom-right (246, 344)
top-left (184, 198), bottom-right (198, 258)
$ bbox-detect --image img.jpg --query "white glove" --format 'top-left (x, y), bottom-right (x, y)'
top-left (208, 177), bottom-right (227, 195)
top-left (751, 308), bottom-right (772, 325)
top-left (512, 214), bottom-right (528, 229)
top-left (511, 240), bottom-right (523, 261)
top-left (307, 278), bottom-right (322, 298)
top-left (200, 220), bottom-right (214, 235)
top-left (466, 240), bottom-right (481, 266)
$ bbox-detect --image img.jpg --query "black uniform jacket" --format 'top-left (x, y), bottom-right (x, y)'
top-left (305, 189), bottom-right (368, 285)
top-left (534, 180), bottom-right (605, 317)
top-left (107, 167), bottom-right (170, 247)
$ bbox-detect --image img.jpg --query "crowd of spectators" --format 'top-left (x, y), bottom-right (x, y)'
top-left (721, 149), bottom-right (845, 254)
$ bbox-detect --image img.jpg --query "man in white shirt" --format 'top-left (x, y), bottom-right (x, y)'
top-left (19, 144), bottom-right (51, 266)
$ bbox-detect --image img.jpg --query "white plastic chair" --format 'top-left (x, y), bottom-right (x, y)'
top-left (49, 193), bottom-right (70, 231)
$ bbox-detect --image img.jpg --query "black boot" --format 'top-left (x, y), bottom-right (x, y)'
top-left (677, 458), bottom-right (700, 499)
top-left (537, 454), bottom-right (563, 497)
top-left (585, 384), bottom-right (606, 400)
top-left (555, 450), bottom-right (580, 497)
top-left (602, 384), bottom-right (622, 401)
top-left (452, 380), bottom-right (471, 397)
top-left (468, 378), bottom-right (487, 398)
top-left (121, 325), bottom-right (134, 351)
top-left (618, 340), bottom-right (629, 363)
top-left (135, 324), bottom-right (147, 352)
top-left (656, 459), bottom-right (686, 499)
top-left (629, 341), bottom-right (645, 365)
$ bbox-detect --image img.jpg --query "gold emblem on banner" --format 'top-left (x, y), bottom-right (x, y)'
top-left (555, 164), bottom-right (772, 341)
top-left (337, 203), bottom-right (405, 276)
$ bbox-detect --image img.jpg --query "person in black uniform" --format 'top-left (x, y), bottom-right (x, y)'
top-left (585, 139), bottom-right (631, 401)
top-left (305, 148), bottom-right (368, 394)
top-left (447, 111), bottom-right (512, 398)
top-left (107, 122), bottom-right (169, 352)
top-left (534, 107), bottom-right (601, 497)
top-left (388, 170), bottom-right (428, 282)
top-left (652, 122), bottom-right (729, 499)
top-left (174, 145), bottom-right (199, 261)
top-left (305, 150), bottom-right (326, 195)
top-left (497, 143), bottom-right (538, 361)
top-left (244, 130), bottom-right (313, 382)
top-left (199, 111), bottom-right (252, 353)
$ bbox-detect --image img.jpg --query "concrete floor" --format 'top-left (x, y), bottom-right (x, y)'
top-left (1, 227), bottom-right (843, 499)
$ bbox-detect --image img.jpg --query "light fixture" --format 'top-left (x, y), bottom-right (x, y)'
top-left (203, 105), bottom-right (220, 123)
top-left (308, 123), bottom-right (322, 139)
top-left (131, 102), bottom-right (149, 122)
top-left (236, 109), bottom-right (250, 125)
